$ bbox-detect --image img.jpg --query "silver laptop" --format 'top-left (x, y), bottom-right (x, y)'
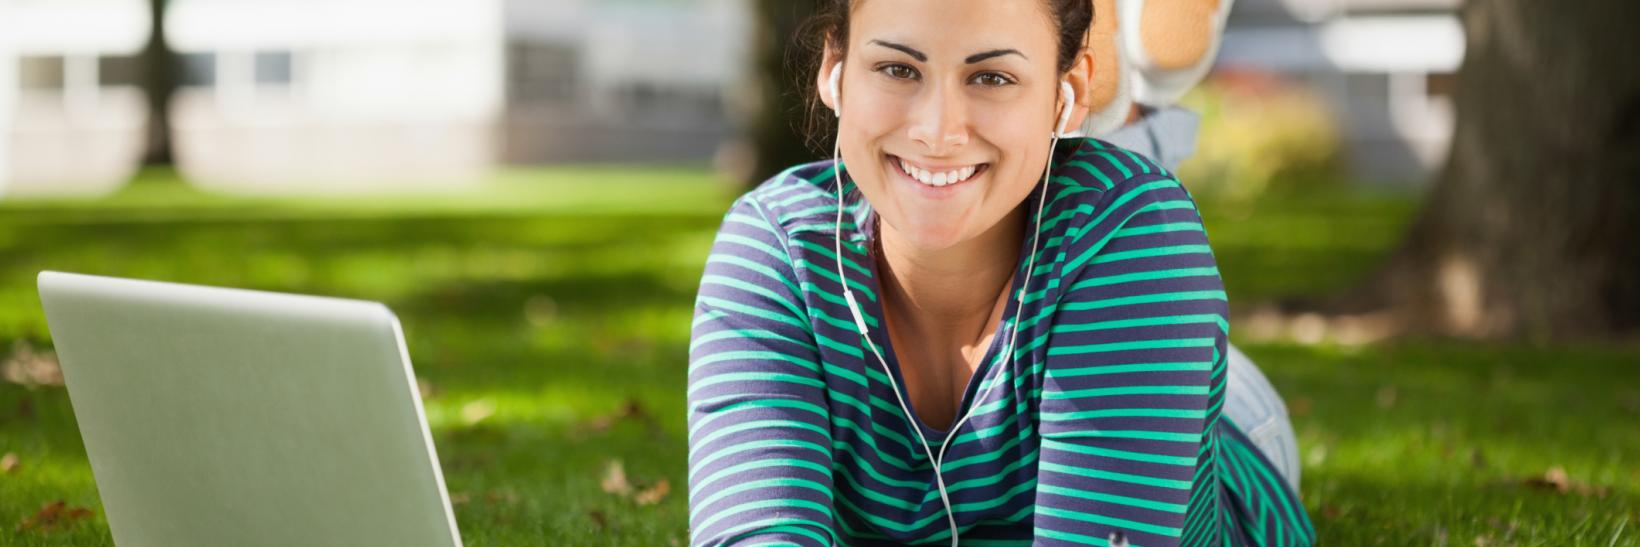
top-left (36, 271), bottom-right (462, 547)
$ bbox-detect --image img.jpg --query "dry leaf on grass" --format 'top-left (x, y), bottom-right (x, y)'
top-left (588, 509), bottom-right (608, 531)
top-left (1288, 396), bottom-right (1313, 418)
top-left (461, 399), bottom-right (495, 426)
top-left (1, 453), bottom-right (18, 474)
top-left (601, 460), bottom-right (632, 495)
top-left (1521, 465), bottom-right (1609, 497)
top-left (1375, 385), bottom-right (1398, 408)
top-left (601, 459), bottom-right (672, 506)
top-left (16, 500), bottom-right (93, 533)
top-left (634, 479), bottom-right (671, 506)
top-left (484, 490), bottom-right (520, 504)
top-left (1, 342), bottom-right (62, 387)
top-left (574, 398), bottom-right (663, 439)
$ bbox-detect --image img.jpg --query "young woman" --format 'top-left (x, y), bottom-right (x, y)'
top-left (687, 0), bottom-right (1315, 544)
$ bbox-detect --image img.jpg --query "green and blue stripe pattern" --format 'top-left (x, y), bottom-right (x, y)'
top-left (688, 138), bottom-right (1315, 546)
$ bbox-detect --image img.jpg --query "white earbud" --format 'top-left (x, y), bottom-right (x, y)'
top-left (827, 61), bottom-right (844, 114)
top-left (1055, 80), bottom-right (1076, 137)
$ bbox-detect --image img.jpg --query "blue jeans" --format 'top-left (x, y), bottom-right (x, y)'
top-left (1222, 344), bottom-right (1301, 492)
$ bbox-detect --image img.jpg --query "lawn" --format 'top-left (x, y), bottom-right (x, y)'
top-left (0, 167), bottom-right (1635, 545)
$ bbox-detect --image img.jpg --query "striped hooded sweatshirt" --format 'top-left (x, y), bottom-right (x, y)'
top-left (687, 137), bottom-right (1316, 546)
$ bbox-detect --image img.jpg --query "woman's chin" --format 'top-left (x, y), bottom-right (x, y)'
top-left (883, 215), bottom-right (970, 251)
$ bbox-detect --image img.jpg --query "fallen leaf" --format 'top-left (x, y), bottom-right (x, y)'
top-left (1522, 465), bottom-right (1609, 497)
top-left (573, 398), bottom-right (664, 439)
top-left (524, 295), bottom-right (560, 327)
top-left (1, 342), bottom-right (62, 387)
top-left (461, 399), bottom-right (495, 426)
top-left (0, 453), bottom-right (18, 474)
top-left (635, 479), bottom-right (671, 506)
top-left (16, 500), bottom-right (93, 533)
top-left (484, 489), bottom-right (519, 504)
top-left (417, 379), bottom-right (438, 400)
top-left (1288, 396), bottom-right (1313, 418)
top-left (601, 460), bottom-right (631, 495)
top-left (1524, 466), bottom-right (1571, 493)
top-left (1321, 503), bottom-right (1341, 519)
top-left (1375, 385), bottom-right (1398, 408)
top-left (588, 509), bottom-right (608, 531)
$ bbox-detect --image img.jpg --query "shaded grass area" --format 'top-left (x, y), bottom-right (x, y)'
top-left (0, 169), bottom-right (1635, 545)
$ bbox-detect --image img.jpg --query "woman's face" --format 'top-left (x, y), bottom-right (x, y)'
top-left (821, 0), bottom-right (1088, 251)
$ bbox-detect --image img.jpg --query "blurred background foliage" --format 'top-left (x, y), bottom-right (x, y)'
top-left (1176, 73), bottom-right (1343, 206)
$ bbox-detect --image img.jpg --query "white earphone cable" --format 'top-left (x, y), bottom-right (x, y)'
top-left (830, 61), bottom-right (1073, 547)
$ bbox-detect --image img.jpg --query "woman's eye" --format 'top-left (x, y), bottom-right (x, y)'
top-left (972, 72), bottom-right (1014, 87)
top-left (878, 64), bottom-right (919, 81)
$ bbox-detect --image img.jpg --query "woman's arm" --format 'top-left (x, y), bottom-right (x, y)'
top-left (1032, 175), bottom-right (1227, 546)
top-left (688, 196), bottom-right (838, 546)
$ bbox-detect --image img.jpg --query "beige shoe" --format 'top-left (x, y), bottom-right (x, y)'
top-left (1120, 0), bottom-right (1235, 105)
top-left (1078, 0), bottom-right (1136, 136)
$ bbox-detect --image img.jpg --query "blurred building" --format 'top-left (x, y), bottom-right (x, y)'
top-left (0, 0), bottom-right (151, 198)
top-left (501, 0), bottom-right (749, 165)
top-left (4, 0), bottom-right (1458, 196)
top-left (166, 0), bottom-right (504, 193)
top-left (1219, 0), bottom-right (1464, 183)
top-left (163, 0), bottom-right (750, 194)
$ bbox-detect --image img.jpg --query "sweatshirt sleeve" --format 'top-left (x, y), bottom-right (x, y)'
top-left (687, 195), bottom-right (839, 546)
top-left (1031, 175), bottom-right (1228, 546)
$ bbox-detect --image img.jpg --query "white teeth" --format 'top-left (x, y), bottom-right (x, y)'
top-left (897, 157), bottom-right (980, 188)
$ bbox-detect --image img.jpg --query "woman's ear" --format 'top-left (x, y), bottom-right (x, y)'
top-left (1062, 48), bottom-right (1097, 133)
top-left (816, 45), bottom-right (842, 113)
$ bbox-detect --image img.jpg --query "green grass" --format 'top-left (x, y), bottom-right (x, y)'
top-left (0, 169), bottom-right (1635, 545)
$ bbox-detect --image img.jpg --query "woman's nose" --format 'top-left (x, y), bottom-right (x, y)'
top-left (906, 84), bottom-right (969, 155)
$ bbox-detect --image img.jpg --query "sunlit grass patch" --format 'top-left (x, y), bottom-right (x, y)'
top-left (1, 167), bottom-right (1635, 545)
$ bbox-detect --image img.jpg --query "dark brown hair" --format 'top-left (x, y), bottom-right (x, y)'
top-left (791, 0), bottom-right (1094, 154)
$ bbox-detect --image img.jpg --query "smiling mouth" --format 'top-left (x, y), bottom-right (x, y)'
top-left (889, 155), bottom-right (989, 188)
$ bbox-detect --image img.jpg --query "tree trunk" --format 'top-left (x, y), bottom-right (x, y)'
top-left (739, 0), bottom-right (823, 187)
top-left (139, 0), bottom-right (175, 165)
top-left (1343, 0), bottom-right (1640, 339)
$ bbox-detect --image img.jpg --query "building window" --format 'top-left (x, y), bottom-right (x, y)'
top-left (255, 51), bottom-right (294, 86)
top-left (98, 55), bottom-right (143, 87)
top-left (508, 41), bottom-right (578, 104)
top-left (179, 53), bottom-right (216, 87)
top-left (19, 56), bottom-right (65, 90)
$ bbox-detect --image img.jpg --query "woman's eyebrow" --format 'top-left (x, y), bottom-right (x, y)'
top-left (866, 40), bottom-right (1026, 65)
top-left (965, 49), bottom-right (1026, 64)
top-left (868, 40), bottom-right (926, 62)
